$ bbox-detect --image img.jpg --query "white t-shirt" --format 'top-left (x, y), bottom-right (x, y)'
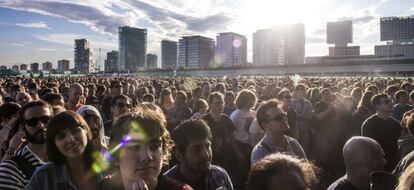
top-left (230, 109), bottom-right (256, 144)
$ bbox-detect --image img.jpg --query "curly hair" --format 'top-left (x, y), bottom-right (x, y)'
top-left (247, 153), bottom-right (319, 190)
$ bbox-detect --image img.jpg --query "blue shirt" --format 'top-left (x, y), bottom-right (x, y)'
top-left (164, 164), bottom-right (233, 190)
top-left (251, 134), bottom-right (306, 165)
top-left (26, 162), bottom-right (102, 190)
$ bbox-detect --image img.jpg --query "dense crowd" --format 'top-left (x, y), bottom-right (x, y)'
top-left (0, 75), bottom-right (413, 189)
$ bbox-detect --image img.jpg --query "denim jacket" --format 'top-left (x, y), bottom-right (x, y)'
top-left (26, 162), bottom-right (103, 190)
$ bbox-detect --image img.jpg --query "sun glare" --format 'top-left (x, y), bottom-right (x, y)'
top-left (237, 0), bottom-right (331, 33)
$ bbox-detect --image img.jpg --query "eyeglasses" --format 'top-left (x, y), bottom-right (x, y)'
top-left (24, 116), bottom-right (51, 127)
top-left (116, 102), bottom-right (131, 108)
top-left (267, 113), bottom-right (286, 122)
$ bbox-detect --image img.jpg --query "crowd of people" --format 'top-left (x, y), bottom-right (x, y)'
top-left (0, 75), bottom-right (413, 189)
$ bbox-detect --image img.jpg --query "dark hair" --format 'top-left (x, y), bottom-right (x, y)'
top-left (142, 93), bottom-right (155, 103)
top-left (358, 91), bottom-right (375, 112)
top-left (172, 119), bottom-right (212, 154)
top-left (386, 85), bottom-right (399, 95)
top-left (46, 111), bottom-right (93, 166)
top-left (42, 93), bottom-right (64, 105)
top-left (109, 109), bottom-right (172, 164)
top-left (256, 99), bottom-right (279, 129)
top-left (395, 90), bottom-right (409, 102)
top-left (235, 89), bottom-right (257, 109)
top-left (194, 99), bottom-right (208, 112)
top-left (295, 84), bottom-right (306, 91)
top-left (110, 81), bottom-right (122, 89)
top-left (85, 96), bottom-right (99, 105)
top-left (247, 153), bottom-right (319, 190)
top-left (371, 93), bottom-right (389, 110)
top-left (18, 100), bottom-right (52, 123)
top-left (111, 95), bottom-right (130, 107)
top-left (0, 102), bottom-right (21, 119)
top-left (208, 92), bottom-right (224, 105)
top-left (277, 89), bottom-right (291, 100)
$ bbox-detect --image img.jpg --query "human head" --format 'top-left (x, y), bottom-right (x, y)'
top-left (46, 111), bottom-right (93, 166)
top-left (110, 81), bottom-right (123, 96)
top-left (294, 84), bottom-right (307, 98)
top-left (208, 92), bottom-right (224, 115)
top-left (68, 83), bottom-right (84, 105)
top-left (224, 91), bottom-right (235, 106)
top-left (256, 99), bottom-right (289, 134)
top-left (395, 90), bottom-right (409, 104)
top-left (76, 105), bottom-right (105, 143)
top-left (371, 93), bottom-right (393, 113)
top-left (194, 99), bottom-right (209, 114)
top-left (174, 91), bottom-right (187, 105)
top-left (173, 119), bottom-right (212, 174)
top-left (111, 95), bottom-right (131, 119)
top-left (343, 136), bottom-right (386, 175)
top-left (277, 89), bottom-right (292, 107)
top-left (85, 96), bottom-right (100, 110)
top-left (42, 93), bottom-right (65, 107)
top-left (235, 89), bottom-right (257, 110)
top-left (0, 102), bottom-right (21, 126)
top-left (247, 153), bottom-right (319, 190)
top-left (109, 109), bottom-right (172, 185)
top-left (19, 100), bottom-right (53, 144)
top-left (16, 92), bottom-right (32, 106)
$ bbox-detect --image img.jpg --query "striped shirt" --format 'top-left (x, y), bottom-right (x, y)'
top-left (0, 145), bottom-right (46, 190)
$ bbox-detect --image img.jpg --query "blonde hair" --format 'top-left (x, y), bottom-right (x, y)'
top-left (397, 162), bottom-right (414, 190)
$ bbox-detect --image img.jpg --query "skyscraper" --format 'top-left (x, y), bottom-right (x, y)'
top-left (375, 17), bottom-right (414, 58)
top-left (118, 26), bottom-right (147, 72)
top-left (161, 40), bottom-right (178, 70)
top-left (216, 32), bottom-right (247, 67)
top-left (146, 54), bottom-right (158, 70)
top-left (30, 62), bottom-right (39, 73)
top-left (42, 61), bottom-right (53, 71)
top-left (20, 64), bottom-right (27, 71)
top-left (105, 50), bottom-right (118, 73)
top-left (327, 20), bottom-right (360, 57)
top-left (253, 28), bottom-right (285, 65)
top-left (74, 39), bottom-right (94, 74)
top-left (178, 35), bottom-right (215, 69)
top-left (57, 59), bottom-right (70, 73)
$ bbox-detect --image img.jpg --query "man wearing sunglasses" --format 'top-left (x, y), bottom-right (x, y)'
top-left (104, 95), bottom-right (131, 135)
top-left (0, 100), bottom-right (52, 190)
top-left (251, 99), bottom-right (306, 165)
top-left (362, 93), bottom-right (401, 172)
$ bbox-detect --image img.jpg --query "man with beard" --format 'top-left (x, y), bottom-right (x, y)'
top-left (165, 119), bottom-right (234, 190)
top-left (64, 83), bottom-right (84, 111)
top-left (0, 100), bottom-right (52, 189)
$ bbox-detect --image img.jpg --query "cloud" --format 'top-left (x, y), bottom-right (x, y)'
top-left (306, 36), bottom-right (325, 44)
top-left (34, 33), bottom-right (117, 50)
top-left (10, 43), bottom-right (25, 47)
top-left (15, 21), bottom-right (51, 29)
top-left (337, 15), bottom-right (377, 24)
top-left (0, 0), bottom-right (136, 35)
top-left (36, 48), bottom-right (57, 51)
top-left (112, 0), bottom-right (233, 32)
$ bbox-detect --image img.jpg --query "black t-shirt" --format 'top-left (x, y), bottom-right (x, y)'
top-left (361, 115), bottom-right (401, 172)
top-left (328, 176), bottom-right (359, 190)
top-left (202, 113), bottom-right (235, 141)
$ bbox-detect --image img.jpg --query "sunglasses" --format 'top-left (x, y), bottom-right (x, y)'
top-left (24, 116), bottom-right (51, 127)
top-left (267, 113), bottom-right (286, 122)
top-left (116, 102), bottom-right (131, 108)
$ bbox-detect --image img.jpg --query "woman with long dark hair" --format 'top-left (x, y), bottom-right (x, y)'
top-left (27, 111), bottom-right (101, 189)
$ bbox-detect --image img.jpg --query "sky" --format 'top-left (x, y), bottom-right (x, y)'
top-left (0, 0), bottom-right (413, 69)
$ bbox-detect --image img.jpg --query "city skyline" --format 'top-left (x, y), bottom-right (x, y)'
top-left (0, 0), bottom-right (413, 68)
